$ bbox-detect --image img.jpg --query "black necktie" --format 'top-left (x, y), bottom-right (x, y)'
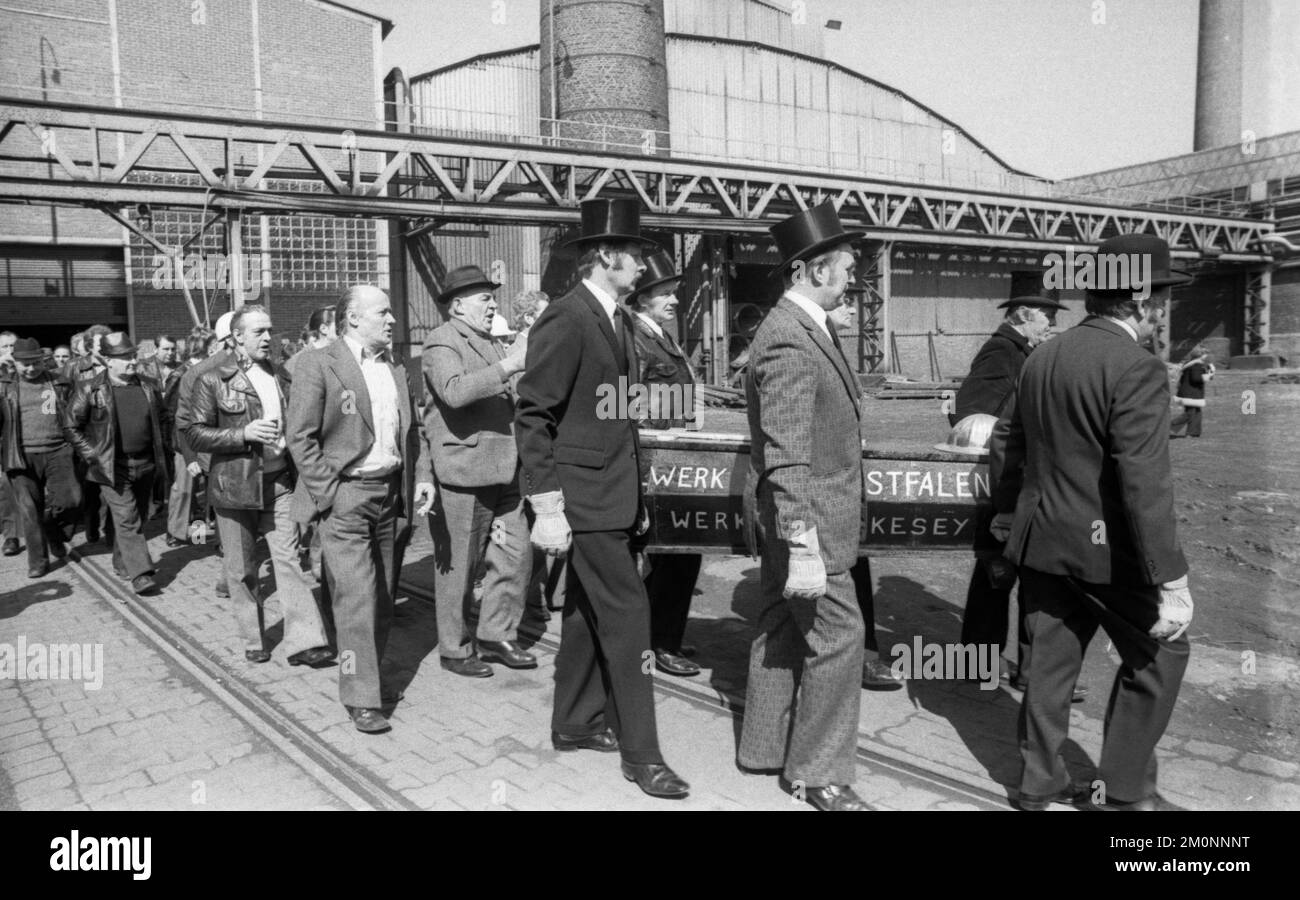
top-left (613, 311), bottom-right (630, 372)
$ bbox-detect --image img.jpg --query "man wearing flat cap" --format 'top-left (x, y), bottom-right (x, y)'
top-left (64, 332), bottom-right (171, 595)
top-left (738, 200), bottom-right (870, 811)
top-left (422, 264), bottom-right (535, 678)
top-left (953, 293), bottom-right (1087, 702)
top-left (515, 197), bottom-right (690, 799)
top-left (990, 233), bottom-right (1194, 811)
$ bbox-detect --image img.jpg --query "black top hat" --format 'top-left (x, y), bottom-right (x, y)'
top-left (997, 295), bottom-right (1068, 311)
top-left (10, 337), bottom-right (44, 362)
top-left (1088, 233), bottom-right (1192, 292)
top-left (436, 265), bottom-right (501, 304)
top-left (626, 249), bottom-right (681, 304)
top-left (564, 198), bottom-right (655, 248)
top-left (99, 332), bottom-right (138, 358)
top-left (770, 201), bottom-right (865, 276)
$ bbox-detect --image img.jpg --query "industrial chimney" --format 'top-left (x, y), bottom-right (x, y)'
top-left (1194, 0), bottom-right (1243, 151)
top-left (540, 0), bottom-right (670, 153)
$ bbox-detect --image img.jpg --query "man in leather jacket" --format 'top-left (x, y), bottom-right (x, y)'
top-left (186, 305), bottom-right (331, 667)
top-left (63, 332), bottom-right (171, 595)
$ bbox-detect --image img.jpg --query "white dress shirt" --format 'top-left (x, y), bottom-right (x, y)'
top-left (243, 360), bottom-right (287, 472)
top-left (342, 334), bottom-right (402, 477)
top-left (783, 290), bottom-right (831, 339)
top-left (583, 278), bottom-right (619, 328)
top-left (635, 312), bottom-right (664, 339)
top-left (1105, 317), bottom-right (1140, 342)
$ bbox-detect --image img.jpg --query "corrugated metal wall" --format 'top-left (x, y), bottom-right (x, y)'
top-left (665, 0), bottom-right (824, 57)
top-left (410, 49), bottom-right (539, 139)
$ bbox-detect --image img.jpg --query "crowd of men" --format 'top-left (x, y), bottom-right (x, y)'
top-left (0, 199), bottom-right (1196, 810)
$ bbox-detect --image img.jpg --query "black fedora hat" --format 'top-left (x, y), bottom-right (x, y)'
top-left (770, 201), bottom-right (865, 277)
top-left (436, 264), bottom-right (500, 304)
top-left (10, 337), bottom-right (44, 362)
top-left (564, 198), bottom-right (655, 248)
top-left (99, 332), bottom-right (138, 358)
top-left (1089, 233), bottom-right (1192, 292)
top-left (997, 295), bottom-right (1068, 311)
top-left (626, 249), bottom-right (681, 303)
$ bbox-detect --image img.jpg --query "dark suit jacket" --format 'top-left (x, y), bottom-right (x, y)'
top-left (989, 316), bottom-right (1188, 586)
top-left (515, 282), bottom-right (641, 533)
top-left (286, 337), bottom-right (430, 527)
top-left (422, 318), bottom-right (518, 488)
top-left (631, 314), bottom-right (697, 429)
top-left (743, 297), bottom-right (864, 574)
top-left (952, 321), bottom-right (1031, 425)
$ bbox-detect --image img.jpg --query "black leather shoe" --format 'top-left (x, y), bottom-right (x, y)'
top-left (478, 640), bottom-right (538, 669)
top-left (440, 655), bottom-right (493, 678)
top-left (49, 541), bottom-right (68, 560)
top-left (654, 648), bottom-right (701, 677)
top-left (165, 535), bottom-right (185, 548)
top-left (1011, 678), bottom-right (1088, 703)
top-left (132, 574), bottom-right (158, 595)
top-left (28, 562), bottom-right (49, 578)
top-left (287, 647), bottom-right (335, 668)
top-left (862, 659), bottom-right (904, 689)
top-left (245, 649), bottom-right (272, 664)
top-left (1087, 795), bottom-right (1160, 812)
top-left (2, 538), bottom-right (20, 556)
top-left (805, 784), bottom-right (870, 811)
top-left (346, 706), bottom-right (391, 734)
top-left (622, 761), bottom-right (689, 799)
top-left (1017, 781), bottom-right (1092, 811)
top-left (552, 729), bottom-right (619, 753)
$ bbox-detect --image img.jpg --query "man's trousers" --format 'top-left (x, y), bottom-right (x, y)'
top-left (320, 474), bottom-right (401, 710)
top-left (646, 553), bottom-right (701, 652)
top-left (1017, 566), bottom-right (1190, 804)
top-left (214, 469), bottom-right (328, 658)
top-left (427, 481), bottom-right (530, 660)
top-left (166, 452), bottom-right (195, 542)
top-left (100, 457), bottom-right (155, 579)
top-left (7, 445), bottom-right (81, 568)
top-left (552, 529), bottom-right (663, 765)
top-left (738, 531), bottom-right (864, 787)
top-left (960, 562), bottom-right (1030, 673)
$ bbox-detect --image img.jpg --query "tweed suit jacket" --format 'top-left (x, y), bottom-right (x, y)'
top-left (743, 296), bottom-right (864, 574)
top-left (286, 337), bottom-right (431, 527)
top-left (421, 317), bottom-right (519, 489)
top-left (989, 316), bottom-right (1188, 586)
top-left (515, 282), bottom-right (641, 533)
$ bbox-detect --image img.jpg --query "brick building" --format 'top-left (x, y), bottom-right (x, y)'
top-left (0, 0), bottom-right (390, 349)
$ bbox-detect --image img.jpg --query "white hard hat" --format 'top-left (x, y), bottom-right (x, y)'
top-left (934, 413), bottom-right (998, 456)
top-left (489, 313), bottom-right (515, 338)
top-left (214, 311), bottom-right (235, 340)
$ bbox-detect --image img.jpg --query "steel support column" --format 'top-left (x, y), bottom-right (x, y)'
top-left (1244, 266), bottom-right (1272, 354)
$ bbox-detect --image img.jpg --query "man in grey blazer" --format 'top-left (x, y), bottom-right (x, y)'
top-left (287, 285), bottom-right (434, 734)
top-left (423, 265), bottom-right (535, 677)
top-left (739, 202), bottom-right (869, 811)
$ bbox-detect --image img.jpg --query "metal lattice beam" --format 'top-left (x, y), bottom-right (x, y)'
top-left (0, 98), bottom-right (1277, 260)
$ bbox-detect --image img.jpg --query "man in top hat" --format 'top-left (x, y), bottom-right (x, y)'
top-left (287, 285), bottom-right (434, 734)
top-left (187, 305), bottom-right (332, 668)
top-left (63, 332), bottom-right (171, 595)
top-left (515, 197), bottom-right (690, 799)
top-left (0, 338), bottom-right (81, 576)
top-left (422, 264), bottom-right (535, 677)
top-left (990, 233), bottom-right (1194, 811)
top-left (952, 294), bottom-right (1088, 702)
top-left (737, 201), bottom-right (869, 811)
top-left (625, 248), bottom-right (703, 678)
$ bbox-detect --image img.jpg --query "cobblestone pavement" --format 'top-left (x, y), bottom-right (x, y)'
top-left (2, 518), bottom-right (1296, 811)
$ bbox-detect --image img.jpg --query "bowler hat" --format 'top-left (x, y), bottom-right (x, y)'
top-left (99, 332), bottom-right (138, 358)
top-left (997, 295), bottom-right (1068, 311)
top-left (626, 249), bottom-right (681, 303)
top-left (436, 264), bottom-right (500, 304)
top-left (770, 201), bottom-right (864, 276)
top-left (10, 337), bottom-right (44, 362)
top-left (564, 198), bottom-right (655, 248)
top-left (1088, 233), bottom-right (1192, 292)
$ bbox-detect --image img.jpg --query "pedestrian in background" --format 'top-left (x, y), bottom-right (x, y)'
top-left (1169, 345), bottom-right (1214, 439)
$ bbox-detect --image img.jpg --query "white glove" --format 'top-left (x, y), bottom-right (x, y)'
top-left (529, 490), bottom-right (571, 557)
top-left (1151, 574), bottom-right (1194, 641)
top-left (634, 503), bottom-right (650, 537)
top-left (783, 523), bottom-right (827, 600)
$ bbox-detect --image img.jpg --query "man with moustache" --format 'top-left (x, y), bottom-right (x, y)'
top-left (738, 201), bottom-right (869, 811)
top-left (515, 198), bottom-right (690, 799)
top-left (187, 305), bottom-right (331, 668)
top-left (287, 285), bottom-right (434, 734)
